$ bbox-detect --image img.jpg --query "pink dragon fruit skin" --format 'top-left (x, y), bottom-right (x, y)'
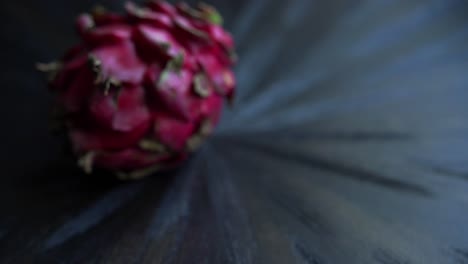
top-left (38, 1), bottom-right (236, 179)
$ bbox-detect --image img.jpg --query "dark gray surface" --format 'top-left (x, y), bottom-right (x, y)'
top-left (1, 0), bottom-right (468, 263)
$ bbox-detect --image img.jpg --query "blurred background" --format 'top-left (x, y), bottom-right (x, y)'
top-left (1, 0), bottom-right (468, 263)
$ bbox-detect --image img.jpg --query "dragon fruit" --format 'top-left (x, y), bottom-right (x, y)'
top-left (37, 1), bottom-right (236, 179)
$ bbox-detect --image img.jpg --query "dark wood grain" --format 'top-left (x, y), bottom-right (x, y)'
top-left (1, 0), bottom-right (468, 263)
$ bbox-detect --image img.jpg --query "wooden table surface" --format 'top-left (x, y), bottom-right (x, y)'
top-left (1, 0), bottom-right (468, 263)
